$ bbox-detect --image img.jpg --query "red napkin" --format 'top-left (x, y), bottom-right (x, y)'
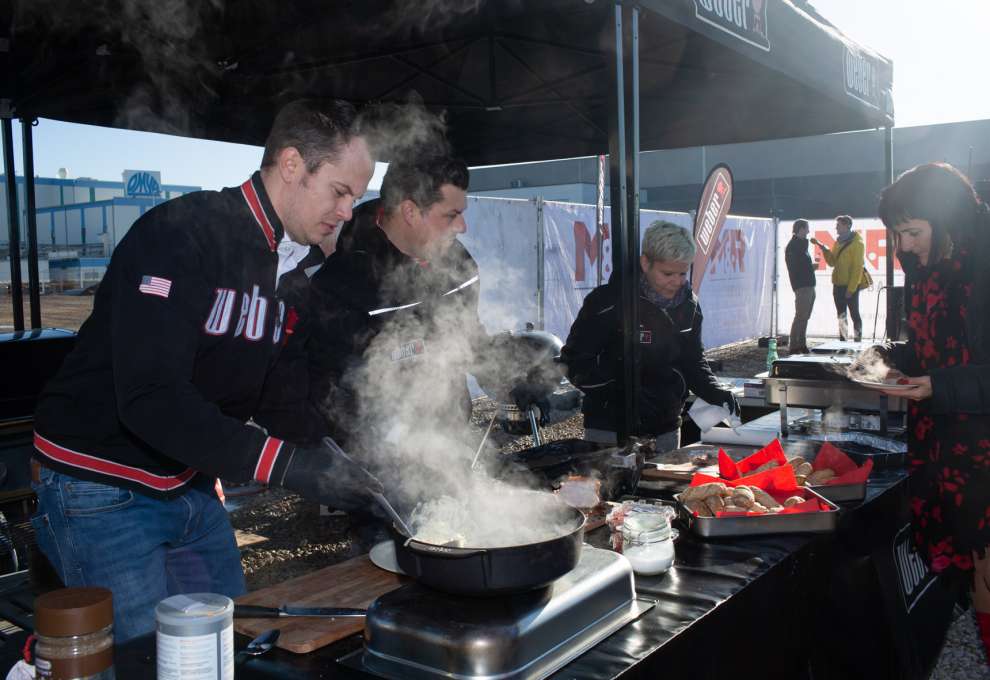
top-left (735, 439), bottom-right (788, 476)
top-left (813, 441), bottom-right (873, 486)
top-left (718, 448), bottom-right (739, 480)
top-left (690, 461), bottom-right (799, 494)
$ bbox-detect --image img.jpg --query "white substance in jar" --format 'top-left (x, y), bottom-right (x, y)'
top-left (621, 512), bottom-right (675, 576)
top-left (623, 539), bottom-right (675, 575)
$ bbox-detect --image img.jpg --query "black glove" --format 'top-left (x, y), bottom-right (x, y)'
top-left (718, 391), bottom-right (740, 417)
top-left (271, 437), bottom-right (384, 511)
top-left (510, 383), bottom-right (553, 426)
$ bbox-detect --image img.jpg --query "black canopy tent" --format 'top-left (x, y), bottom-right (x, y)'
top-left (2, 0), bottom-right (893, 438)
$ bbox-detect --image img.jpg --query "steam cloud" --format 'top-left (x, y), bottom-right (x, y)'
top-left (846, 345), bottom-right (892, 383)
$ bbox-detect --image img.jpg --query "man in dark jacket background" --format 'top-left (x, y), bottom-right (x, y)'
top-left (307, 157), bottom-right (502, 496)
top-left (785, 218), bottom-right (817, 353)
top-left (561, 221), bottom-right (736, 452)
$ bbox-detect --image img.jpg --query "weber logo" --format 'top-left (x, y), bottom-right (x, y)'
top-left (844, 46), bottom-right (882, 110)
top-left (390, 339), bottom-right (426, 362)
top-left (892, 523), bottom-right (938, 612)
top-left (694, 0), bottom-right (770, 52)
top-left (639, 329), bottom-right (653, 344)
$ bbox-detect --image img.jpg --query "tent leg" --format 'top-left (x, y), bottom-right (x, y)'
top-left (2, 118), bottom-right (24, 331)
top-left (608, 2), bottom-right (640, 444)
top-left (21, 119), bottom-right (41, 329)
top-left (883, 126), bottom-right (896, 340)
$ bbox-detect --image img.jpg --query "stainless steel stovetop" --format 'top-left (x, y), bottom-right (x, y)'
top-left (341, 546), bottom-right (654, 680)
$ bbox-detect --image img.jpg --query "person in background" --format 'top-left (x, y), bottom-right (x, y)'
top-left (812, 214), bottom-right (868, 341)
top-left (784, 218), bottom-right (816, 354)
top-left (30, 99), bottom-right (384, 642)
top-left (873, 162), bottom-right (990, 663)
top-left (561, 220), bottom-right (738, 454)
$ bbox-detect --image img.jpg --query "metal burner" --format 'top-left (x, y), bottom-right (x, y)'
top-left (342, 547), bottom-right (654, 680)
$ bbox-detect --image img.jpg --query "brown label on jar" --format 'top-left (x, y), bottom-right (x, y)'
top-left (36, 647), bottom-right (114, 679)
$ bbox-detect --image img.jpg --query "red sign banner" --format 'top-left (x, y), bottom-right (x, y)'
top-left (692, 163), bottom-right (734, 292)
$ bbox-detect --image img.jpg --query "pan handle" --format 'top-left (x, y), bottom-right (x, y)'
top-left (404, 539), bottom-right (487, 559)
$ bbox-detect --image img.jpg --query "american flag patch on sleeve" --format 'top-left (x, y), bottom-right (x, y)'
top-left (138, 275), bottom-right (172, 298)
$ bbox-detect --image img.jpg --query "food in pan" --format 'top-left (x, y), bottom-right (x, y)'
top-left (806, 469), bottom-right (836, 485)
top-left (680, 482), bottom-right (728, 502)
top-left (730, 486), bottom-right (756, 509)
top-left (680, 484), bottom-right (807, 517)
top-left (749, 486), bottom-right (782, 510)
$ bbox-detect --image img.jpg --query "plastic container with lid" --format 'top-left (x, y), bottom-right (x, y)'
top-left (155, 593), bottom-right (234, 680)
top-left (621, 511), bottom-right (675, 576)
top-left (33, 587), bottom-right (115, 680)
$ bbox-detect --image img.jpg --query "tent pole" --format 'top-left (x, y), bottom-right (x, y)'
top-left (536, 196), bottom-right (545, 330)
top-left (2, 117), bottom-right (25, 331)
top-left (607, 2), bottom-right (640, 444)
top-left (772, 212), bottom-right (780, 340)
top-left (883, 126), bottom-right (896, 339)
top-left (21, 118), bottom-right (42, 329)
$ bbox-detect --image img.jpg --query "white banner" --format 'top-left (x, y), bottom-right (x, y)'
top-left (459, 196), bottom-right (541, 334)
top-left (541, 200), bottom-right (772, 348)
top-left (697, 216), bottom-right (775, 348)
top-left (776, 218), bottom-right (904, 341)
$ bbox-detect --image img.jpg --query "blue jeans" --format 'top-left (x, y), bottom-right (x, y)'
top-left (31, 468), bottom-right (246, 643)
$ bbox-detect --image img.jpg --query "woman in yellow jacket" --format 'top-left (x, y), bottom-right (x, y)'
top-left (811, 215), bottom-right (869, 341)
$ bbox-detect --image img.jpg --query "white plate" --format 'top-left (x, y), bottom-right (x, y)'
top-left (850, 378), bottom-right (915, 391)
top-left (369, 540), bottom-right (405, 575)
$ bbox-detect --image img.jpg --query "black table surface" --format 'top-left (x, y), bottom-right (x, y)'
top-left (0, 465), bottom-right (913, 680)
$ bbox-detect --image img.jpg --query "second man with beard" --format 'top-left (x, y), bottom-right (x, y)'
top-left (306, 158), bottom-right (494, 473)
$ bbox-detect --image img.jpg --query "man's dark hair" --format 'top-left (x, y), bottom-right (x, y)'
top-left (380, 157), bottom-right (469, 215)
top-left (261, 99), bottom-right (359, 173)
top-left (792, 218), bottom-right (810, 235)
top-left (879, 162), bottom-right (984, 265)
top-left (835, 215), bottom-right (853, 228)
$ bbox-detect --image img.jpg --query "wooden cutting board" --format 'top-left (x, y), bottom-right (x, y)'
top-left (640, 460), bottom-right (718, 482)
top-left (234, 554), bottom-right (406, 654)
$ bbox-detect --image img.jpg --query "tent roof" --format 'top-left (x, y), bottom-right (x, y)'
top-left (4, 0), bottom-right (893, 166)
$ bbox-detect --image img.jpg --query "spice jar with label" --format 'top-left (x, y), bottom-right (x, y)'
top-left (621, 511), bottom-right (675, 576)
top-left (34, 587), bottom-right (115, 680)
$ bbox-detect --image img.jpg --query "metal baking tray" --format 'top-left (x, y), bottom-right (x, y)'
top-left (676, 487), bottom-right (840, 538)
top-left (804, 432), bottom-right (908, 468)
top-left (807, 480), bottom-right (866, 504)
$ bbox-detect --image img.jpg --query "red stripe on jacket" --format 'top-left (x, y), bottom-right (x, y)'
top-left (253, 436), bottom-right (284, 484)
top-left (33, 432), bottom-right (197, 492)
top-left (240, 179), bottom-right (277, 251)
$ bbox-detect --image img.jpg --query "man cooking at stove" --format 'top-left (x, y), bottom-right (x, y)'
top-left (304, 155), bottom-right (532, 516)
top-left (561, 220), bottom-right (738, 453)
top-left (30, 99), bottom-right (384, 642)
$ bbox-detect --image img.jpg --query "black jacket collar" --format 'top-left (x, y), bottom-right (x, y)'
top-left (239, 171), bottom-right (285, 252)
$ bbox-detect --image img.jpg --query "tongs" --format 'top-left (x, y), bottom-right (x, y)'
top-left (371, 491), bottom-right (413, 538)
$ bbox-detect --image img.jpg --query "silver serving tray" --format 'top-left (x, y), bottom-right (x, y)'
top-left (676, 487), bottom-right (840, 538)
top-left (807, 480), bottom-right (866, 504)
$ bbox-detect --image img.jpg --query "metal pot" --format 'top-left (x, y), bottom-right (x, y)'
top-left (390, 505), bottom-right (586, 596)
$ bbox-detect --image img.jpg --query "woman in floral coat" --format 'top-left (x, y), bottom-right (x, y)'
top-left (876, 162), bottom-right (990, 661)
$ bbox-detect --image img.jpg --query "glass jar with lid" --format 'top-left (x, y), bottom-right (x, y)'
top-left (34, 587), bottom-right (115, 680)
top-left (621, 511), bottom-right (675, 576)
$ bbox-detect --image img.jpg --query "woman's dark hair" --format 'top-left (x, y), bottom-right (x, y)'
top-left (878, 162), bottom-right (984, 266)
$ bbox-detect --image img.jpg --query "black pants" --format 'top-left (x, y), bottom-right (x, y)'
top-left (832, 285), bottom-right (862, 341)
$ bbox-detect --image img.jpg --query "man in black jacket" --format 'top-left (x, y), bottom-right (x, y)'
top-left (561, 221), bottom-right (736, 452)
top-left (785, 218), bottom-right (817, 353)
top-left (31, 100), bottom-right (383, 641)
top-left (307, 158), bottom-right (492, 474)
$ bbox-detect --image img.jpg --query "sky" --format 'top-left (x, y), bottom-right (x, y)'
top-left (7, 0), bottom-right (990, 191)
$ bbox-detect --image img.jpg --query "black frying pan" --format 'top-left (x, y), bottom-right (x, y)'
top-left (389, 504), bottom-right (586, 596)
